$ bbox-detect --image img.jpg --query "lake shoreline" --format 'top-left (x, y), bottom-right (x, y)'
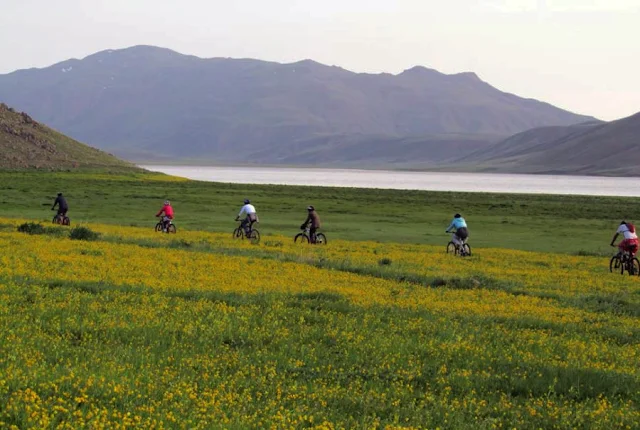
top-left (140, 165), bottom-right (640, 198)
top-left (135, 161), bottom-right (640, 178)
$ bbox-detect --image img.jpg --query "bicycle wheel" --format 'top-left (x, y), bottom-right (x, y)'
top-left (52, 215), bottom-right (59, 224)
top-left (609, 256), bottom-right (619, 273)
top-left (446, 242), bottom-right (457, 255)
top-left (249, 229), bottom-right (260, 244)
top-left (629, 258), bottom-right (640, 276)
top-left (62, 217), bottom-right (70, 226)
top-left (155, 223), bottom-right (163, 232)
top-left (462, 243), bottom-right (471, 257)
top-left (619, 256), bottom-right (626, 275)
top-left (315, 233), bottom-right (327, 245)
top-left (233, 228), bottom-right (244, 239)
top-left (167, 224), bottom-right (177, 234)
top-left (294, 233), bottom-right (309, 244)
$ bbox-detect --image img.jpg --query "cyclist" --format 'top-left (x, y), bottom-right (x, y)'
top-left (445, 213), bottom-right (469, 249)
top-left (51, 192), bottom-right (68, 219)
top-left (301, 205), bottom-right (321, 243)
top-left (236, 199), bottom-right (258, 235)
top-left (155, 200), bottom-right (174, 232)
top-left (610, 220), bottom-right (639, 256)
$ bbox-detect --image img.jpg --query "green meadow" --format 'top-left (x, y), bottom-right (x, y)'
top-left (1, 170), bottom-right (637, 254)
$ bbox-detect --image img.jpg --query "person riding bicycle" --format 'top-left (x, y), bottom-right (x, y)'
top-left (236, 199), bottom-right (258, 235)
top-left (610, 220), bottom-right (639, 256)
top-left (51, 192), bottom-right (68, 218)
top-left (445, 213), bottom-right (469, 248)
top-left (155, 200), bottom-right (174, 232)
top-left (301, 205), bottom-right (321, 243)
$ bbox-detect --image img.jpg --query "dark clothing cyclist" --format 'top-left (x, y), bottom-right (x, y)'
top-left (301, 206), bottom-right (321, 242)
top-left (52, 193), bottom-right (68, 216)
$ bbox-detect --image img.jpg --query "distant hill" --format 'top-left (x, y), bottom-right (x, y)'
top-left (256, 133), bottom-right (504, 168)
top-left (457, 113), bottom-right (640, 175)
top-left (0, 45), bottom-right (594, 165)
top-left (0, 103), bottom-right (137, 170)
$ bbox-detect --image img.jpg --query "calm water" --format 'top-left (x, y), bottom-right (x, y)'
top-left (141, 165), bottom-right (640, 197)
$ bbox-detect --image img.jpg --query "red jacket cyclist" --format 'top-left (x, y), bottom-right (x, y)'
top-left (156, 200), bottom-right (174, 232)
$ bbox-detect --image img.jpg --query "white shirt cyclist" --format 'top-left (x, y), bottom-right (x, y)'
top-left (238, 204), bottom-right (256, 218)
top-left (617, 223), bottom-right (638, 240)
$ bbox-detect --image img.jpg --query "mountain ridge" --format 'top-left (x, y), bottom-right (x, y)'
top-left (0, 45), bottom-right (595, 165)
top-left (455, 111), bottom-right (640, 175)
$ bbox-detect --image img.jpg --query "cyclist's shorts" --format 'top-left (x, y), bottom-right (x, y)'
top-left (620, 238), bottom-right (639, 254)
top-left (455, 227), bottom-right (469, 240)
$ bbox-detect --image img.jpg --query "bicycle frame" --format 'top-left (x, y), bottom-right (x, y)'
top-left (239, 220), bottom-right (257, 232)
top-left (446, 234), bottom-right (470, 256)
top-left (448, 234), bottom-right (468, 248)
top-left (53, 213), bottom-right (69, 225)
top-left (610, 249), bottom-right (640, 275)
top-left (302, 226), bottom-right (320, 242)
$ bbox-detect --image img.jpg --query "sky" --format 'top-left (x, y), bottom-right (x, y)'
top-left (1, 0), bottom-right (639, 120)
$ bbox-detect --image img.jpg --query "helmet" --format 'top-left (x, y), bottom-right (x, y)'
top-left (244, 199), bottom-right (250, 204)
top-left (307, 205), bottom-right (314, 211)
top-left (454, 213), bottom-right (461, 218)
top-left (164, 200), bottom-right (170, 205)
top-left (57, 192), bottom-right (63, 196)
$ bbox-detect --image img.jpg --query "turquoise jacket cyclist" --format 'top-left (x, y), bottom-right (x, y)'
top-left (446, 214), bottom-right (469, 245)
top-left (446, 216), bottom-right (467, 231)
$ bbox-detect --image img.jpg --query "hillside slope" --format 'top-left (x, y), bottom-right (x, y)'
top-left (260, 133), bottom-right (503, 168)
top-left (0, 45), bottom-right (594, 164)
top-left (458, 113), bottom-right (640, 175)
top-left (0, 103), bottom-right (137, 169)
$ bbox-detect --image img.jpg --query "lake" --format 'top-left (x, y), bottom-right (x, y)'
top-left (141, 165), bottom-right (640, 197)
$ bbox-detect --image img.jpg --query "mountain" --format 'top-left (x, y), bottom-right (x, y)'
top-left (457, 113), bottom-right (640, 175)
top-left (0, 45), bottom-right (595, 164)
top-left (0, 103), bottom-right (137, 170)
top-left (256, 133), bottom-right (504, 168)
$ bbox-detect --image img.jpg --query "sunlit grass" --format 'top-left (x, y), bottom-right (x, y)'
top-left (0, 217), bottom-right (638, 428)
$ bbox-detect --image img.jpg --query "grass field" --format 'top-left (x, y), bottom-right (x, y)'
top-left (1, 171), bottom-right (639, 253)
top-left (0, 171), bottom-right (639, 428)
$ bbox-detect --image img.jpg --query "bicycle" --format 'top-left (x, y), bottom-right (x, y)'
top-left (294, 226), bottom-right (327, 245)
top-left (446, 233), bottom-right (471, 257)
top-left (609, 248), bottom-right (640, 275)
top-left (155, 217), bottom-right (176, 233)
top-left (233, 220), bottom-right (260, 244)
top-left (52, 212), bottom-right (70, 226)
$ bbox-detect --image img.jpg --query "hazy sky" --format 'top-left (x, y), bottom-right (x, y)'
top-left (2, 0), bottom-right (639, 120)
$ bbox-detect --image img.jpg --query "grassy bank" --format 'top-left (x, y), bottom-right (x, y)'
top-left (0, 218), bottom-right (638, 428)
top-left (1, 171), bottom-right (637, 253)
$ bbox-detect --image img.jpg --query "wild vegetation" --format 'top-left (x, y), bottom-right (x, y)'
top-left (1, 170), bottom-right (638, 253)
top-left (0, 216), bottom-right (638, 428)
top-left (0, 172), bottom-right (638, 428)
